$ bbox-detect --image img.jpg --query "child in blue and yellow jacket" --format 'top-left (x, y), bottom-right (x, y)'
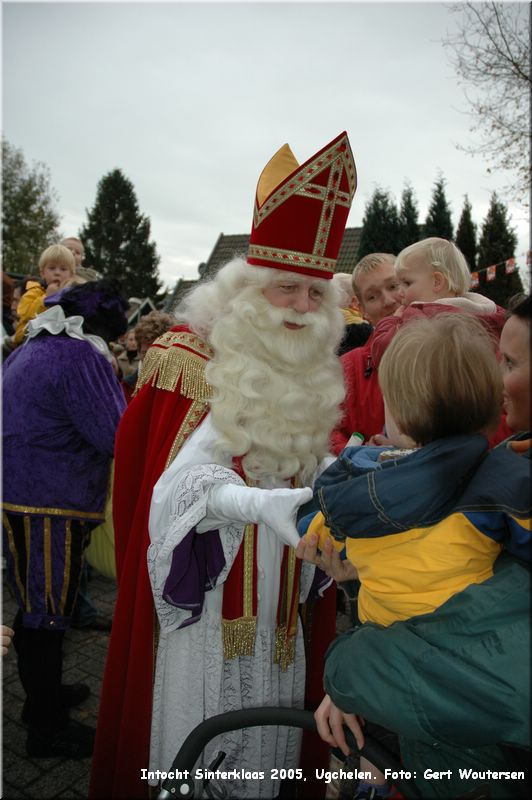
top-left (297, 313), bottom-right (530, 800)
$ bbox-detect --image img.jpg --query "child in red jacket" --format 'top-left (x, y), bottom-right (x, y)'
top-left (371, 237), bottom-right (505, 366)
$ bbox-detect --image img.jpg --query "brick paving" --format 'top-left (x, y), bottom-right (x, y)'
top-left (2, 568), bottom-right (117, 799)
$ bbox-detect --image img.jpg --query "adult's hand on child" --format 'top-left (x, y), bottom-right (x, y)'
top-left (296, 533), bottom-right (358, 583)
top-left (319, 535), bottom-right (358, 581)
top-left (368, 433), bottom-right (394, 446)
top-left (314, 693), bottom-right (365, 756)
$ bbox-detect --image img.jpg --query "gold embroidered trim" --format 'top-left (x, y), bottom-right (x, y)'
top-left (162, 330), bottom-right (214, 359)
top-left (222, 524), bottom-right (257, 660)
top-left (59, 520), bottom-right (72, 615)
top-left (222, 617), bottom-right (257, 660)
top-left (253, 134), bottom-right (356, 228)
top-left (274, 623), bottom-right (297, 672)
top-left (314, 154), bottom-right (348, 258)
top-left (274, 548), bottom-right (298, 672)
top-left (2, 503), bottom-right (105, 521)
top-left (297, 184), bottom-right (351, 209)
top-left (43, 517), bottom-right (55, 614)
top-left (135, 331), bottom-right (213, 399)
top-left (165, 400), bottom-right (210, 469)
top-left (284, 548), bottom-right (297, 629)
top-left (247, 244), bottom-right (336, 273)
top-left (242, 523), bottom-right (255, 619)
top-left (3, 512), bottom-right (25, 603)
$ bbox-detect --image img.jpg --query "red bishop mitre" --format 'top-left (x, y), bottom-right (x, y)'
top-left (247, 131), bottom-right (357, 280)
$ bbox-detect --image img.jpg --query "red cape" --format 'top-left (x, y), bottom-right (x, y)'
top-left (90, 327), bottom-right (210, 799)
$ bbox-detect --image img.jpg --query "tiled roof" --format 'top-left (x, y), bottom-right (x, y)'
top-left (203, 233), bottom-right (250, 279)
top-left (162, 278), bottom-right (198, 311)
top-left (336, 227), bottom-right (362, 273)
top-left (203, 228), bottom-right (363, 279)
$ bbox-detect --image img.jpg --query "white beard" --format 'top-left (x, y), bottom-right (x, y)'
top-left (205, 286), bottom-right (346, 483)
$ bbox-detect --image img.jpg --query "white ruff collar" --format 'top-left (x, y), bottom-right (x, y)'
top-left (24, 305), bottom-right (113, 362)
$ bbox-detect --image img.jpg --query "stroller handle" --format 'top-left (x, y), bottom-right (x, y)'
top-left (158, 706), bottom-right (422, 799)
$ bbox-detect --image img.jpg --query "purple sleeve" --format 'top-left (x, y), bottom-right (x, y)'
top-left (162, 527), bottom-right (227, 627)
top-left (62, 345), bottom-right (126, 456)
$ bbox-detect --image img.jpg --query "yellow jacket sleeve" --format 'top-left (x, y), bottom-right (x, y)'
top-left (14, 283), bottom-right (46, 345)
top-left (305, 511), bottom-right (345, 553)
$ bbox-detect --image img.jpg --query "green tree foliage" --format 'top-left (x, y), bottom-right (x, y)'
top-left (2, 138), bottom-right (61, 275)
top-left (424, 176), bottom-right (454, 240)
top-left (476, 192), bottom-right (522, 306)
top-left (80, 169), bottom-right (161, 299)
top-left (455, 195), bottom-right (477, 270)
top-left (443, 2), bottom-right (530, 203)
top-left (357, 188), bottom-right (400, 260)
top-left (397, 183), bottom-right (420, 251)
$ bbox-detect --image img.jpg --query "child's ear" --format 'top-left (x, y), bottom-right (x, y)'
top-left (432, 271), bottom-right (446, 292)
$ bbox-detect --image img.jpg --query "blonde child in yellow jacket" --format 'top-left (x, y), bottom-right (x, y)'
top-left (14, 244), bottom-right (75, 345)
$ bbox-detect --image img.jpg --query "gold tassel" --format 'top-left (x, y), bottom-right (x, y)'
top-left (222, 616), bottom-right (257, 660)
top-left (274, 624), bottom-right (296, 672)
top-left (134, 332), bottom-right (213, 400)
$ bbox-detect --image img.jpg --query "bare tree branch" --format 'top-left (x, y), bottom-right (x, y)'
top-left (442, 2), bottom-right (530, 203)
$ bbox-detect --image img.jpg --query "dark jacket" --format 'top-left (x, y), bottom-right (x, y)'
top-left (322, 436), bottom-right (531, 798)
top-left (324, 553), bottom-right (530, 798)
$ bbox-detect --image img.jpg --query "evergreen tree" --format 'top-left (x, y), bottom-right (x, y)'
top-left (357, 188), bottom-right (400, 260)
top-left (2, 138), bottom-right (60, 275)
top-left (424, 175), bottom-right (454, 240)
top-left (80, 169), bottom-right (161, 299)
top-left (476, 192), bottom-right (522, 306)
top-left (397, 183), bottom-right (420, 251)
top-left (455, 195), bottom-right (477, 270)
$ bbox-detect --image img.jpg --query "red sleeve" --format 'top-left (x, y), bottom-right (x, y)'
top-left (329, 341), bottom-right (385, 453)
top-left (330, 407), bottom-right (350, 455)
top-left (370, 313), bottom-right (404, 367)
top-left (483, 304), bottom-right (506, 340)
top-left (330, 349), bottom-right (361, 454)
top-left (371, 303), bottom-right (460, 367)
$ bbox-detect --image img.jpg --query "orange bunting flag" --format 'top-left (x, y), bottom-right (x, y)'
top-left (486, 265), bottom-right (497, 282)
top-left (505, 258), bottom-right (516, 274)
top-left (470, 271), bottom-right (479, 289)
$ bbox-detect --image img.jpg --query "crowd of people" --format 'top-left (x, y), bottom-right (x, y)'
top-left (2, 130), bottom-right (530, 800)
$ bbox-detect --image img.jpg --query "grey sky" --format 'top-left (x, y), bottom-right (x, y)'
top-left (3, 0), bottom-right (529, 290)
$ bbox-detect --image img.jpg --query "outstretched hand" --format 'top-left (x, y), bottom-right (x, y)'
top-left (314, 693), bottom-right (365, 756)
top-left (265, 486), bottom-right (313, 548)
top-left (203, 482), bottom-right (313, 549)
